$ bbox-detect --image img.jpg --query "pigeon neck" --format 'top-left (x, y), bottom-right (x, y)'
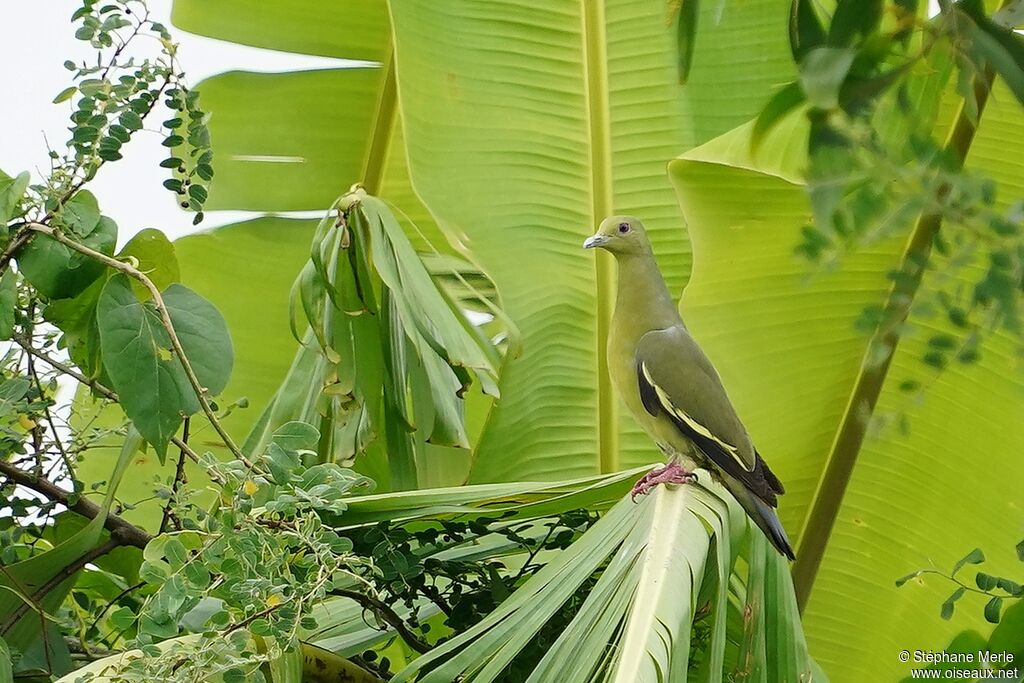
top-left (613, 252), bottom-right (680, 332)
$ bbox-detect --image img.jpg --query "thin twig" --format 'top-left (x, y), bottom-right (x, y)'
top-left (87, 580), bottom-right (145, 636)
top-left (224, 601), bottom-right (286, 636)
top-left (329, 588), bottom-right (431, 654)
top-left (160, 416), bottom-right (189, 535)
top-left (22, 222), bottom-right (252, 468)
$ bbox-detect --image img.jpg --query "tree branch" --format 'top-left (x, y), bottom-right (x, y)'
top-left (0, 459), bottom-right (152, 550)
top-left (329, 588), bottom-right (431, 654)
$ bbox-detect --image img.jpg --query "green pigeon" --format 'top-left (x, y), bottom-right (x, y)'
top-left (584, 215), bottom-right (795, 559)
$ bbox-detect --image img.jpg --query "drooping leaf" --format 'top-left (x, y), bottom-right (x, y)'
top-left (392, 483), bottom-right (821, 682)
top-left (984, 596), bottom-right (1003, 624)
top-left (674, 0), bottom-right (700, 84)
top-left (96, 274), bottom-right (232, 454)
top-left (940, 587), bottom-right (966, 620)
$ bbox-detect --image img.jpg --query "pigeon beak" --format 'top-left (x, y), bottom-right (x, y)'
top-left (583, 234), bottom-right (610, 249)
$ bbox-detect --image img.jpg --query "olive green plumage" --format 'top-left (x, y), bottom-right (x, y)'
top-left (584, 215), bottom-right (794, 559)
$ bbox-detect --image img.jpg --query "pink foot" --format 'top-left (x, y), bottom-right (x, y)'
top-left (630, 462), bottom-right (697, 501)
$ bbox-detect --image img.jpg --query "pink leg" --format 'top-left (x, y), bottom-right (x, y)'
top-left (630, 462), bottom-right (697, 501)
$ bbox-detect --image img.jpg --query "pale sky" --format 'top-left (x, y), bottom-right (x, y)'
top-left (0, 0), bottom-right (345, 245)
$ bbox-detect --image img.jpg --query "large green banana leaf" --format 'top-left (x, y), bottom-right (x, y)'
top-left (667, 84), bottom-right (1024, 680)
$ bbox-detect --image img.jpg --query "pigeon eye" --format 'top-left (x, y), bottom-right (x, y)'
top-left (618, 222), bottom-right (630, 234)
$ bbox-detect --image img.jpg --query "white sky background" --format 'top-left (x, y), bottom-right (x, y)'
top-left (0, 0), bottom-right (345, 246)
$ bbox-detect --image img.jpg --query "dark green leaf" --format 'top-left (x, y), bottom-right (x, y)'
top-left (18, 216), bottom-right (116, 299)
top-left (928, 334), bottom-right (957, 351)
top-left (985, 596), bottom-right (1003, 623)
top-left (922, 350), bottom-right (947, 369)
top-left (790, 0), bottom-right (827, 62)
top-left (940, 587), bottom-right (966, 619)
top-left (828, 0), bottom-right (882, 46)
top-left (1017, 539), bottom-right (1024, 561)
top-left (752, 81), bottom-right (805, 155)
top-left (188, 184), bottom-right (208, 204)
top-left (97, 275), bottom-right (233, 454)
top-left (160, 157), bottom-right (183, 169)
top-left (59, 190), bottom-right (102, 236)
top-left (893, 570), bottom-right (923, 589)
top-left (73, 125), bottom-right (100, 143)
top-left (898, 379), bottom-right (920, 393)
top-left (674, 0), bottom-right (700, 84)
top-left (108, 124), bottom-right (130, 143)
top-left (997, 577), bottom-right (1022, 595)
top-left (800, 47), bottom-right (857, 109)
top-left (119, 110), bottom-right (144, 130)
top-left (976, 572), bottom-right (998, 590)
top-left (162, 135), bottom-right (184, 147)
top-left (952, 548), bottom-right (985, 575)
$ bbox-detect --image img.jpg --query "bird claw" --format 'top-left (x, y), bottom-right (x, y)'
top-left (630, 463), bottom-right (697, 501)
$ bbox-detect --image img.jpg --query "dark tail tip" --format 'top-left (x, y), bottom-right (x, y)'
top-left (750, 495), bottom-right (796, 560)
